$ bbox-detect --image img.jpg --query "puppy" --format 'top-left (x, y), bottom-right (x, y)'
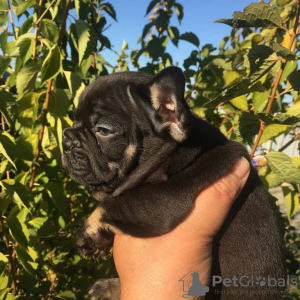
top-left (62, 67), bottom-right (285, 299)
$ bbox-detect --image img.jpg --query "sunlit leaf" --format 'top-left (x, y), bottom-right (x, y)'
top-left (16, 62), bottom-right (40, 96)
top-left (283, 186), bottom-right (299, 223)
top-left (40, 19), bottom-right (59, 43)
top-left (0, 132), bottom-right (17, 169)
top-left (259, 124), bottom-right (292, 145)
top-left (11, 0), bottom-right (35, 17)
top-left (215, 3), bottom-right (283, 28)
top-left (41, 45), bottom-right (62, 84)
top-left (100, 3), bottom-right (117, 21)
top-left (266, 152), bottom-right (300, 184)
top-left (75, 19), bottom-right (90, 64)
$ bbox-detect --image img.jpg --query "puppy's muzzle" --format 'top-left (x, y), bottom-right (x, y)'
top-left (63, 128), bottom-right (82, 153)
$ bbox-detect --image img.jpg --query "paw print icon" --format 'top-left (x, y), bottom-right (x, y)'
top-left (256, 276), bottom-right (266, 286)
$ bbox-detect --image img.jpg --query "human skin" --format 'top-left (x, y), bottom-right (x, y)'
top-left (113, 157), bottom-right (250, 300)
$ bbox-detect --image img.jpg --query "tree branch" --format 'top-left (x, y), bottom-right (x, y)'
top-left (29, 0), bottom-right (71, 188)
top-left (7, 0), bottom-right (16, 39)
top-left (0, 217), bottom-right (17, 295)
top-left (250, 2), bottom-right (300, 158)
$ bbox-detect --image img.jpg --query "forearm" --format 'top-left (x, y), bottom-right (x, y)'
top-left (114, 234), bottom-right (212, 300)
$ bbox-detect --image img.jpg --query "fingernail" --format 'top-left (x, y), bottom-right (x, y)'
top-left (231, 157), bottom-right (250, 178)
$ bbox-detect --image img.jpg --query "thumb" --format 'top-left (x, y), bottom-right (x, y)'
top-left (194, 157), bottom-right (250, 237)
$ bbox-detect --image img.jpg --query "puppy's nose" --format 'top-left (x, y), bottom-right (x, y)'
top-left (63, 128), bottom-right (81, 151)
top-left (62, 138), bottom-right (73, 151)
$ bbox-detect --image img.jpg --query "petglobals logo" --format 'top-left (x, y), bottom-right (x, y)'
top-left (212, 275), bottom-right (298, 288)
top-left (179, 271), bottom-right (209, 298)
top-left (178, 271), bottom-right (298, 298)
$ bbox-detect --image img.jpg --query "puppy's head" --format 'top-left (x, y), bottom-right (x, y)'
top-left (62, 67), bottom-right (191, 197)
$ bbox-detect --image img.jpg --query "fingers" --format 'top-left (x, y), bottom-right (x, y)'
top-left (193, 157), bottom-right (250, 237)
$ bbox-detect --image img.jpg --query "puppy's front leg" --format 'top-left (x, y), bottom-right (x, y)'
top-left (76, 207), bottom-right (122, 260)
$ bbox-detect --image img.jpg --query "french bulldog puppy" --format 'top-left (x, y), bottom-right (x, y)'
top-left (62, 67), bottom-right (285, 299)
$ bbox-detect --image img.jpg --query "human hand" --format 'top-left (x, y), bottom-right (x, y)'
top-left (113, 157), bottom-right (250, 300)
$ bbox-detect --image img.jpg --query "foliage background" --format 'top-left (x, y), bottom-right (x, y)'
top-left (0, 0), bottom-right (300, 299)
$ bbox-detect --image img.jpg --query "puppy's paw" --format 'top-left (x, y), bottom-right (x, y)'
top-left (76, 207), bottom-right (116, 261)
top-left (88, 278), bottom-right (120, 300)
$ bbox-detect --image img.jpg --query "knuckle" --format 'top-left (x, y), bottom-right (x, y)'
top-left (213, 175), bottom-right (237, 200)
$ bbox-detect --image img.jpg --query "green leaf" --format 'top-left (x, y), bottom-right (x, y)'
top-left (0, 56), bottom-right (11, 76)
top-left (39, 19), bottom-right (59, 43)
top-left (259, 166), bottom-right (283, 188)
top-left (15, 34), bottom-right (35, 64)
top-left (64, 71), bottom-right (83, 96)
top-left (167, 26), bottom-right (179, 47)
top-left (259, 124), bottom-right (292, 145)
top-left (266, 152), bottom-right (300, 184)
top-left (286, 103), bottom-right (300, 117)
top-left (223, 70), bottom-right (243, 88)
top-left (147, 36), bottom-right (167, 61)
top-left (15, 245), bottom-right (38, 276)
top-left (44, 182), bottom-right (70, 217)
top-left (48, 88), bottom-right (70, 117)
top-left (17, 92), bottom-right (45, 129)
top-left (16, 62), bottom-right (40, 96)
top-left (269, 42), bottom-right (296, 61)
top-left (281, 60), bottom-right (297, 83)
top-left (0, 276), bottom-right (8, 290)
top-left (74, 0), bottom-right (81, 18)
top-left (100, 3), bottom-right (117, 21)
top-left (0, 31), bottom-right (8, 52)
top-left (141, 22), bottom-right (154, 40)
top-left (41, 45), bottom-right (62, 84)
top-left (212, 58), bottom-right (232, 71)
top-left (0, 12), bottom-right (9, 27)
top-left (0, 0), bottom-right (9, 10)
top-left (0, 132), bottom-right (17, 169)
top-left (215, 3), bottom-right (282, 28)
top-left (174, 3), bottom-right (184, 24)
top-left (145, 0), bottom-right (158, 15)
top-left (206, 79), bottom-right (264, 106)
top-left (1, 179), bottom-right (30, 211)
top-left (251, 91), bottom-right (268, 112)
top-left (19, 16), bottom-right (33, 35)
top-left (7, 213), bottom-right (30, 247)
top-left (272, 114), bottom-right (300, 125)
top-left (0, 90), bottom-right (16, 127)
top-left (179, 32), bottom-right (200, 48)
top-left (246, 45), bottom-right (278, 84)
top-left (48, 0), bottom-right (62, 20)
top-left (75, 19), bottom-right (90, 65)
top-left (230, 95), bottom-right (248, 111)
top-left (0, 253), bottom-right (8, 276)
top-left (56, 291), bottom-right (76, 300)
top-left (11, 0), bottom-right (36, 17)
top-left (288, 70), bottom-right (300, 91)
top-left (282, 186), bottom-right (299, 223)
top-left (28, 217), bottom-right (48, 230)
top-left (237, 112), bottom-right (260, 142)
top-left (56, 117), bottom-right (63, 153)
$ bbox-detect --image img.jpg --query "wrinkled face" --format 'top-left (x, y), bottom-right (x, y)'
top-left (62, 67), bottom-right (188, 197)
top-left (62, 73), bottom-right (154, 195)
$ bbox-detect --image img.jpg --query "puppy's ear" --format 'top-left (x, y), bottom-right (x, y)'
top-left (150, 66), bottom-right (190, 142)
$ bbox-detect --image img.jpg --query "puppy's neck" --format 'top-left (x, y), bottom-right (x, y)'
top-left (113, 142), bottom-right (176, 196)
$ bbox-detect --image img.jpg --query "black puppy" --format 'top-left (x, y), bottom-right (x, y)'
top-left (62, 67), bottom-right (285, 299)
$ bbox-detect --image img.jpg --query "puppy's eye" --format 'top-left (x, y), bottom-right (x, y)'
top-left (95, 126), bottom-right (115, 136)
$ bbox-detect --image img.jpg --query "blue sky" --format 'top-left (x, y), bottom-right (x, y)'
top-left (101, 0), bottom-right (255, 66)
